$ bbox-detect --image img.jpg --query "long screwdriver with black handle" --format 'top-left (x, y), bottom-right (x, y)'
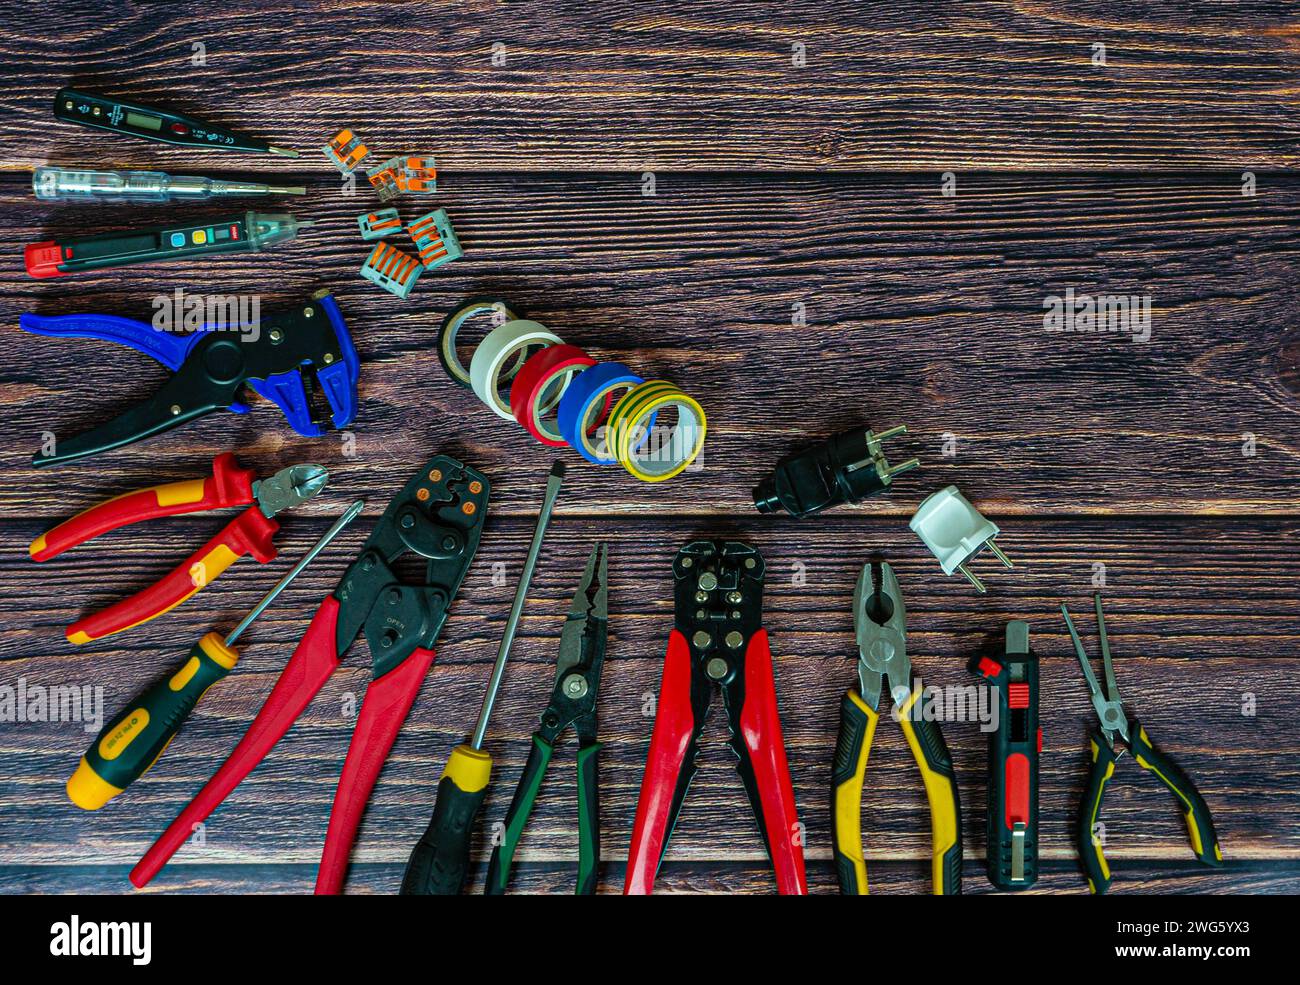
top-left (401, 463), bottom-right (564, 895)
top-left (66, 501), bottom-right (365, 810)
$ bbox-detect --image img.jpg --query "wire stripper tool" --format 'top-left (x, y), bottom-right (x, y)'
top-left (30, 453), bottom-right (326, 643)
top-left (625, 540), bottom-right (807, 895)
top-left (832, 560), bottom-right (963, 894)
top-left (1062, 596), bottom-right (1223, 894)
top-left (485, 542), bottom-right (608, 895)
top-left (21, 290), bottom-right (359, 467)
top-left (130, 455), bottom-right (489, 893)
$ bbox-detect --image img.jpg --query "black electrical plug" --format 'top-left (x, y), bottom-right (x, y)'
top-left (752, 424), bottom-right (919, 518)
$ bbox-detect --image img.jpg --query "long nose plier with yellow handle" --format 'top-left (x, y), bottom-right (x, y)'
top-left (1062, 596), bottom-right (1223, 895)
top-left (831, 560), bottom-right (963, 895)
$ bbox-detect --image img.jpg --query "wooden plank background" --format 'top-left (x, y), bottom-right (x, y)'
top-left (0, 1), bottom-right (1296, 895)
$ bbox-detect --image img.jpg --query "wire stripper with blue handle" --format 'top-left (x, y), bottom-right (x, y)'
top-left (21, 289), bottom-right (359, 467)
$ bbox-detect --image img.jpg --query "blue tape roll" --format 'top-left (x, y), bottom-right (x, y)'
top-left (558, 362), bottom-right (647, 464)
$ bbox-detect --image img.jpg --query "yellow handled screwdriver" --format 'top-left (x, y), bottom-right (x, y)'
top-left (67, 500), bottom-right (365, 810)
top-left (401, 463), bottom-right (565, 895)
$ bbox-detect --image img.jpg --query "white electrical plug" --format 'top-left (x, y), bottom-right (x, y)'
top-left (909, 485), bottom-right (1013, 593)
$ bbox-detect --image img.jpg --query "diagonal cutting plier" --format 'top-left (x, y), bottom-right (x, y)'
top-left (831, 560), bottom-right (963, 894)
top-left (130, 454), bottom-right (489, 893)
top-left (30, 452), bottom-right (326, 643)
top-left (625, 540), bottom-right (807, 895)
top-left (485, 542), bottom-right (608, 895)
top-left (1062, 596), bottom-right (1223, 894)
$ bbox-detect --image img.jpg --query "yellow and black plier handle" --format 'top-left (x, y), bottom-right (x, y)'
top-left (831, 685), bottom-right (963, 895)
top-left (1079, 722), bottom-right (1223, 895)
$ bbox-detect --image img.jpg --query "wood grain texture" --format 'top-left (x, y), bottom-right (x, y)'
top-left (0, 0), bottom-right (1297, 895)
top-left (0, 2), bottom-right (1296, 171)
top-left (1, 172), bottom-right (1298, 515)
top-left (0, 516), bottom-right (1297, 895)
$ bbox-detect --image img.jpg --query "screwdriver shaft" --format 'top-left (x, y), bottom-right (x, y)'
top-left (470, 462), bottom-right (565, 749)
top-left (225, 500), bottom-right (365, 646)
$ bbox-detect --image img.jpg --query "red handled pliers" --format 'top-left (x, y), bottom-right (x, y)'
top-left (30, 452), bottom-right (327, 644)
top-left (130, 454), bottom-right (489, 893)
top-left (625, 540), bottom-right (807, 895)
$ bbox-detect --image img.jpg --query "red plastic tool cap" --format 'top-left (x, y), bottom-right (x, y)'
top-left (25, 241), bottom-right (66, 278)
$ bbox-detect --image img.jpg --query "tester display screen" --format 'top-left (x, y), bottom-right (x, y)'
top-left (126, 111), bottom-right (162, 131)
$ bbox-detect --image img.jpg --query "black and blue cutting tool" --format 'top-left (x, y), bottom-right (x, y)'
top-left (21, 290), bottom-right (360, 468)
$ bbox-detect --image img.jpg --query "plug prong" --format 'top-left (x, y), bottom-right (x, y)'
top-left (958, 564), bottom-right (987, 593)
top-left (987, 540), bottom-right (1013, 568)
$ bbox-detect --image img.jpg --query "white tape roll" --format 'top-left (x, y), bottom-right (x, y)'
top-left (469, 319), bottom-right (563, 420)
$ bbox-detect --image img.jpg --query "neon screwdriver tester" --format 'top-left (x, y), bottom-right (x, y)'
top-left (25, 211), bottom-right (312, 278)
top-left (54, 87), bottom-right (298, 156)
top-left (33, 166), bottom-right (305, 204)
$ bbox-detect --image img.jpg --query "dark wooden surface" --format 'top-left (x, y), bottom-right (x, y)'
top-left (0, 1), bottom-right (1296, 896)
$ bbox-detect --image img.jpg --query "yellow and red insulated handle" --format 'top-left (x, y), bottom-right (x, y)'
top-left (30, 453), bottom-right (258, 561)
top-left (29, 454), bottom-right (278, 643)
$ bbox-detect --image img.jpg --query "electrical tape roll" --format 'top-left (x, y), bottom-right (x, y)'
top-left (437, 297), bottom-right (521, 388)
top-left (557, 362), bottom-right (649, 464)
top-left (509, 344), bottom-right (596, 446)
top-left (469, 320), bottom-right (563, 420)
top-left (606, 380), bottom-right (707, 482)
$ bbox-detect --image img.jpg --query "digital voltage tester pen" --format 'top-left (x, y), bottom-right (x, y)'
top-left (25, 212), bottom-right (312, 278)
top-left (53, 87), bottom-right (298, 157)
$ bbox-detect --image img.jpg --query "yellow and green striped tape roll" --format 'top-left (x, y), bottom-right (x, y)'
top-left (606, 380), bottom-right (707, 482)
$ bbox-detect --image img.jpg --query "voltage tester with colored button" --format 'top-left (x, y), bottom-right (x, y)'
top-left (53, 87), bottom-right (298, 156)
top-left (25, 211), bottom-right (312, 278)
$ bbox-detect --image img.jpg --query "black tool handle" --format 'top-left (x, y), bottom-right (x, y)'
top-left (1129, 722), bottom-right (1223, 870)
top-left (400, 744), bottom-right (490, 895)
top-left (1077, 732), bottom-right (1122, 894)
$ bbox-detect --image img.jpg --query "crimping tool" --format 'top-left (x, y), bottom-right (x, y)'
top-left (832, 560), bottom-right (963, 894)
top-left (1062, 596), bottom-right (1223, 894)
top-left (31, 453), bottom-right (326, 643)
top-left (485, 542), bottom-right (608, 895)
top-left (130, 455), bottom-right (489, 893)
top-left (625, 540), bottom-right (806, 895)
top-left (21, 290), bottom-right (359, 467)
top-left (969, 621), bottom-right (1040, 889)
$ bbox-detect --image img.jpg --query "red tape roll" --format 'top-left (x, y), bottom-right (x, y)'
top-left (509, 344), bottom-right (596, 446)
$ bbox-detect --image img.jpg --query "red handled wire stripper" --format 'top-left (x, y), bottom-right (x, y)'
top-left (624, 540), bottom-right (807, 895)
top-left (129, 454), bottom-right (488, 893)
top-left (30, 452), bottom-right (327, 644)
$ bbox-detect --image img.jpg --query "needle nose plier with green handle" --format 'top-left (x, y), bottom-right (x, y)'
top-left (485, 542), bottom-right (608, 895)
top-left (1062, 596), bottom-right (1223, 895)
top-left (832, 560), bottom-right (963, 895)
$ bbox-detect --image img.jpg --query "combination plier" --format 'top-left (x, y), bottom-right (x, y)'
top-left (832, 560), bottom-right (963, 894)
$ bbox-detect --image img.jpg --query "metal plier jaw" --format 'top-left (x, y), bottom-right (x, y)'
top-left (1062, 596), bottom-right (1222, 895)
top-left (485, 543), bottom-right (609, 896)
top-left (854, 560), bottom-right (912, 714)
top-left (625, 540), bottom-right (807, 896)
top-left (543, 542), bottom-right (609, 746)
top-left (833, 560), bottom-right (962, 895)
top-left (130, 454), bottom-right (489, 895)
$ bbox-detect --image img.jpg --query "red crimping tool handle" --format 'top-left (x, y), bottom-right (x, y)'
top-left (131, 597), bottom-right (344, 888)
top-left (735, 629), bottom-right (807, 895)
top-left (625, 629), bottom-right (697, 895)
top-left (316, 647), bottom-right (437, 894)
